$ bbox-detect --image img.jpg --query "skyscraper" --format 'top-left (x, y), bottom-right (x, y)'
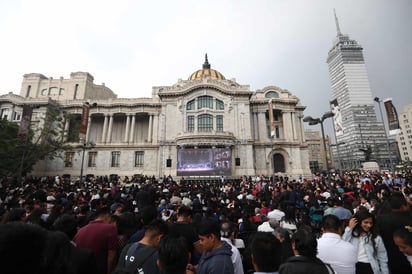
top-left (327, 10), bottom-right (390, 170)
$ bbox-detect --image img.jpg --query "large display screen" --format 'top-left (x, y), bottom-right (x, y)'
top-left (177, 147), bottom-right (232, 176)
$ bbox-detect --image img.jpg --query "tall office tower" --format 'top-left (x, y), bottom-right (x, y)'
top-left (326, 11), bottom-right (391, 170)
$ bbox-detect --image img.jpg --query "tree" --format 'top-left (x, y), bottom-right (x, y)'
top-left (0, 104), bottom-right (72, 179)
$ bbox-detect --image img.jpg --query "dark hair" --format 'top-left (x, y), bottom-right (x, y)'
top-left (197, 218), bottom-right (221, 238)
top-left (352, 211), bottom-right (378, 255)
top-left (43, 230), bottom-right (74, 274)
top-left (158, 236), bottom-right (189, 274)
top-left (321, 214), bottom-right (341, 232)
top-left (53, 214), bottom-right (77, 240)
top-left (393, 226), bottom-right (412, 247)
top-left (6, 207), bottom-right (26, 222)
top-left (0, 222), bottom-right (48, 274)
top-left (389, 192), bottom-right (407, 210)
top-left (146, 219), bottom-right (169, 237)
top-left (250, 232), bottom-right (282, 272)
top-left (291, 228), bottom-right (317, 258)
top-left (140, 206), bottom-right (158, 226)
top-left (283, 205), bottom-right (297, 225)
top-left (177, 206), bottom-right (193, 217)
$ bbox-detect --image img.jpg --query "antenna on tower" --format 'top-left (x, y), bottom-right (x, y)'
top-left (334, 9), bottom-right (342, 36)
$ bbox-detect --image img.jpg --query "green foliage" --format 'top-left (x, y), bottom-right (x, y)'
top-left (0, 105), bottom-right (72, 177)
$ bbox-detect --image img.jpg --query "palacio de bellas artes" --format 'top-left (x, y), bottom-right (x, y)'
top-left (0, 55), bottom-right (312, 181)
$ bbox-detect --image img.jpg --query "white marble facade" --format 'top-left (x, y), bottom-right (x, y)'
top-left (0, 60), bottom-right (312, 180)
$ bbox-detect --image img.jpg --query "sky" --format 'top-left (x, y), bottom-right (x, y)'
top-left (1, 0), bottom-right (411, 134)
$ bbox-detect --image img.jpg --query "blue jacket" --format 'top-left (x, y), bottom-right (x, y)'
top-left (197, 241), bottom-right (234, 274)
top-left (342, 227), bottom-right (389, 274)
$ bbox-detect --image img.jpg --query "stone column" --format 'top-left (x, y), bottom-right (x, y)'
top-left (148, 114), bottom-right (153, 143)
top-left (129, 115), bottom-right (136, 143)
top-left (124, 114), bottom-right (130, 143)
top-left (258, 112), bottom-right (266, 141)
top-left (106, 114), bottom-right (113, 143)
top-left (291, 112), bottom-right (298, 140)
top-left (151, 114), bottom-right (159, 143)
top-left (101, 114), bottom-right (108, 143)
top-left (282, 111), bottom-right (292, 141)
top-left (254, 112), bottom-right (259, 140)
top-left (300, 115), bottom-right (306, 142)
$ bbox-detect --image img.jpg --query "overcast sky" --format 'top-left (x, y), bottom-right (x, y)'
top-left (1, 0), bottom-right (411, 132)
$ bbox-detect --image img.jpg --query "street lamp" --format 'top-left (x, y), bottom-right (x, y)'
top-left (374, 97), bottom-right (392, 170)
top-left (303, 111), bottom-right (334, 183)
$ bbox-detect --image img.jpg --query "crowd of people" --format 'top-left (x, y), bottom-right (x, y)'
top-left (0, 170), bottom-right (412, 274)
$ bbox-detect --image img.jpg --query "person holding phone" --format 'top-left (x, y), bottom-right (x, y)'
top-left (342, 210), bottom-right (388, 274)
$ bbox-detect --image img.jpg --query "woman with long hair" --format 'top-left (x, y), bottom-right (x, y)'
top-left (343, 210), bottom-right (389, 274)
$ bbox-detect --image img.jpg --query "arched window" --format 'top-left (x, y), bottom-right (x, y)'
top-left (26, 85), bottom-right (31, 97)
top-left (49, 87), bottom-right (59, 95)
top-left (198, 114), bottom-right (213, 132)
top-left (216, 99), bottom-right (224, 110)
top-left (41, 89), bottom-right (48, 96)
top-left (265, 91), bottom-right (279, 98)
top-left (198, 96), bottom-right (213, 109)
top-left (273, 153), bottom-right (285, 173)
top-left (187, 99), bottom-right (195, 110)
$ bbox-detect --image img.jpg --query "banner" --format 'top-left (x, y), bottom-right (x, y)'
top-left (330, 98), bottom-right (344, 136)
top-left (79, 104), bottom-right (90, 138)
top-left (268, 99), bottom-right (275, 138)
top-left (383, 98), bottom-right (400, 135)
top-left (18, 105), bottom-right (33, 140)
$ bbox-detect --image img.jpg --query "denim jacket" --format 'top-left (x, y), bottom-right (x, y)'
top-left (342, 227), bottom-right (389, 274)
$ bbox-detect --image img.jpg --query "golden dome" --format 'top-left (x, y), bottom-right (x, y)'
top-left (189, 54), bottom-right (225, 80)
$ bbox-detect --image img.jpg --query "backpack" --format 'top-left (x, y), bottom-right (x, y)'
top-left (112, 243), bottom-right (156, 274)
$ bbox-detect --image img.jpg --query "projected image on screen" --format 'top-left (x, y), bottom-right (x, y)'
top-left (177, 147), bottom-right (231, 176)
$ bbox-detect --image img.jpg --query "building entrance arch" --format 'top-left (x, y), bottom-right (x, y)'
top-left (273, 153), bottom-right (285, 173)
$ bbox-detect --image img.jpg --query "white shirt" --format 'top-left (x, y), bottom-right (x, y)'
top-left (221, 238), bottom-right (244, 274)
top-left (318, 232), bottom-right (357, 274)
top-left (258, 221), bottom-right (275, 232)
top-left (267, 209), bottom-right (285, 221)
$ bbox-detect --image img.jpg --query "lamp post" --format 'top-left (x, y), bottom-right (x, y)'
top-left (303, 111), bottom-right (334, 183)
top-left (374, 97), bottom-right (392, 169)
top-left (330, 142), bottom-right (345, 175)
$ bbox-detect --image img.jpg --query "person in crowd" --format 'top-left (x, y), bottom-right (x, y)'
top-left (190, 218), bottom-right (234, 274)
top-left (279, 227), bottom-right (335, 274)
top-left (43, 230), bottom-right (76, 274)
top-left (0, 222), bottom-right (48, 274)
top-left (127, 205), bottom-right (158, 243)
top-left (318, 214), bottom-right (357, 274)
top-left (74, 207), bottom-right (118, 274)
top-left (157, 236), bottom-right (193, 274)
top-left (4, 207), bottom-right (26, 222)
top-left (169, 206), bottom-right (203, 264)
top-left (220, 220), bottom-right (244, 274)
top-left (376, 191), bottom-right (412, 274)
top-left (267, 202), bottom-right (285, 222)
top-left (114, 219), bottom-right (168, 274)
top-left (257, 216), bottom-right (278, 233)
top-left (250, 232), bottom-right (282, 274)
top-left (393, 226), bottom-right (412, 267)
top-left (279, 205), bottom-right (298, 234)
top-left (342, 211), bottom-right (388, 274)
top-left (53, 214), bottom-right (98, 274)
top-left (273, 227), bottom-right (294, 263)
